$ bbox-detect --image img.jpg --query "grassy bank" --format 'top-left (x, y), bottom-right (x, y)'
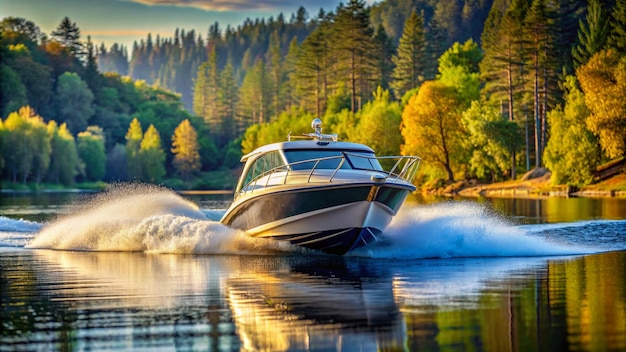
top-left (429, 171), bottom-right (626, 198)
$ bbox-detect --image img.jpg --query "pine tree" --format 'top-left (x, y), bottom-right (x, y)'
top-left (524, 0), bottom-right (558, 167)
top-left (572, 0), bottom-right (611, 67)
top-left (171, 119), bottom-right (201, 181)
top-left (51, 17), bottom-right (84, 59)
top-left (391, 10), bottom-right (427, 100)
top-left (296, 12), bottom-right (333, 117)
top-left (218, 60), bottom-right (238, 145)
top-left (332, 0), bottom-right (378, 112)
top-left (608, 0), bottom-right (626, 54)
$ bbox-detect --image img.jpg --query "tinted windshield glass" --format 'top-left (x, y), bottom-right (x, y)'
top-left (284, 150), bottom-right (382, 171)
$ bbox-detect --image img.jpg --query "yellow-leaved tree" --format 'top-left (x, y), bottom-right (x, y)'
top-left (171, 119), bottom-right (200, 181)
top-left (400, 81), bottom-right (465, 183)
top-left (577, 50), bottom-right (626, 160)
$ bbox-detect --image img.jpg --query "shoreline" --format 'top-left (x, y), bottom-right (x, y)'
top-left (427, 172), bottom-right (626, 199)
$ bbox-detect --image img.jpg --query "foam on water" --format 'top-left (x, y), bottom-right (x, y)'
top-left (350, 201), bottom-right (602, 259)
top-left (25, 184), bottom-right (300, 255)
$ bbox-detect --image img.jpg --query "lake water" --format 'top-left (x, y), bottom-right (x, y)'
top-left (1, 185), bottom-right (625, 351)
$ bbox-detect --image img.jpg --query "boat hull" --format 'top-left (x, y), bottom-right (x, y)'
top-left (221, 184), bottom-right (411, 254)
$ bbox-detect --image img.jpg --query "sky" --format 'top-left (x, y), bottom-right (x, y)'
top-left (0, 0), bottom-right (373, 51)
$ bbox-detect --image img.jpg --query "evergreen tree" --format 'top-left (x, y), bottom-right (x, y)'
top-left (51, 16), bottom-right (84, 59)
top-left (139, 124), bottom-right (166, 183)
top-left (373, 25), bottom-right (395, 92)
top-left (480, 0), bottom-right (530, 179)
top-left (572, 0), bottom-right (611, 67)
top-left (83, 36), bottom-right (102, 103)
top-left (332, 0), bottom-right (378, 112)
top-left (524, 0), bottom-right (558, 167)
top-left (171, 119), bottom-right (200, 181)
top-left (392, 11), bottom-right (427, 100)
top-left (608, 0), bottom-right (626, 54)
top-left (218, 60), bottom-right (238, 145)
top-left (266, 31), bottom-right (284, 117)
top-left (295, 12), bottom-right (333, 117)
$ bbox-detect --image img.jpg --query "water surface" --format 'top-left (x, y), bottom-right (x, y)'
top-left (1, 186), bottom-right (625, 351)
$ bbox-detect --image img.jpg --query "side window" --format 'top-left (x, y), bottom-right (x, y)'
top-left (240, 151), bottom-right (286, 191)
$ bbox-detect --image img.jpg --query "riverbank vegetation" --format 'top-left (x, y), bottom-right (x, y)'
top-left (1, 0), bottom-right (625, 194)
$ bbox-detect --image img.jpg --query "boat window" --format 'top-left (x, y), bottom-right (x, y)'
top-left (241, 151), bottom-right (286, 190)
top-left (284, 150), bottom-right (382, 171)
top-left (346, 154), bottom-right (383, 171)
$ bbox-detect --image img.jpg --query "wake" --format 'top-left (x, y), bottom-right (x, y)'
top-left (26, 184), bottom-right (297, 254)
top-left (350, 202), bottom-right (602, 259)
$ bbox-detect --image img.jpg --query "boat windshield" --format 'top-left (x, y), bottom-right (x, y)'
top-left (284, 150), bottom-right (383, 171)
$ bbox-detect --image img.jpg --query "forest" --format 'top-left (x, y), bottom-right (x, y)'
top-left (1, 0), bottom-right (625, 191)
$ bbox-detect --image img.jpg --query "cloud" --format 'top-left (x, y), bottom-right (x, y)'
top-left (126, 0), bottom-right (314, 12)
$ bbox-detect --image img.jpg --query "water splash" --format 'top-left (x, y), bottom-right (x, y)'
top-left (351, 201), bottom-right (600, 259)
top-left (26, 184), bottom-right (298, 254)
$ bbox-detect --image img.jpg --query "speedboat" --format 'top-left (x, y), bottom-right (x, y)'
top-left (220, 118), bottom-right (420, 255)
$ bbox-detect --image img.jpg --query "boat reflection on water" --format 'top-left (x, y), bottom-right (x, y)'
top-left (226, 256), bottom-right (405, 351)
top-left (7, 249), bottom-right (623, 351)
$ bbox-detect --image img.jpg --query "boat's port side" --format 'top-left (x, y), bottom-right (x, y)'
top-left (222, 186), bottom-right (372, 230)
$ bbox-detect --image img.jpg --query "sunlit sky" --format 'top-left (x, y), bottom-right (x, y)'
top-left (0, 0), bottom-right (375, 50)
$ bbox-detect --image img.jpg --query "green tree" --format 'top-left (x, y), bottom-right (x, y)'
top-left (0, 65), bottom-right (27, 117)
top-left (572, 0), bottom-right (611, 67)
top-left (351, 87), bottom-right (402, 157)
top-left (437, 40), bottom-right (482, 105)
top-left (192, 45), bottom-right (219, 131)
top-left (125, 118), bottom-right (143, 179)
top-left (77, 126), bottom-right (106, 181)
top-left (171, 119), bottom-right (200, 181)
top-left (462, 100), bottom-right (520, 181)
top-left (218, 60), bottom-right (238, 145)
top-left (391, 10), bottom-right (427, 99)
top-left (295, 13), bottom-right (333, 117)
top-left (479, 0), bottom-right (529, 179)
top-left (0, 106), bottom-right (48, 183)
top-left (50, 16), bottom-right (84, 58)
top-left (54, 72), bottom-right (94, 133)
top-left (400, 81), bottom-right (465, 182)
top-left (577, 50), bottom-right (626, 159)
top-left (47, 121), bottom-right (79, 185)
top-left (543, 76), bottom-right (599, 186)
top-left (608, 0), bottom-right (626, 54)
top-left (332, 0), bottom-right (378, 112)
top-left (139, 124), bottom-right (166, 183)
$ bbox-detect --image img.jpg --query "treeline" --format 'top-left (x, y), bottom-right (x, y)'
top-left (0, 17), bottom-right (237, 189)
top-left (2, 0), bottom-right (626, 190)
top-left (238, 0), bottom-right (626, 187)
top-left (102, 0), bottom-right (494, 113)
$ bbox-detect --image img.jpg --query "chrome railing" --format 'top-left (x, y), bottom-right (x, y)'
top-left (237, 153), bottom-right (421, 197)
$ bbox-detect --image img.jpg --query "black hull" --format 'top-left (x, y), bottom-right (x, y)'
top-left (274, 227), bottom-right (383, 255)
